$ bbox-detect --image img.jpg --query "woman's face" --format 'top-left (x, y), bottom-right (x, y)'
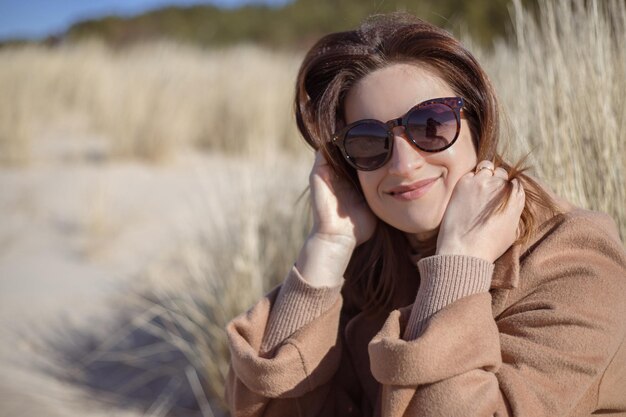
top-left (344, 63), bottom-right (478, 241)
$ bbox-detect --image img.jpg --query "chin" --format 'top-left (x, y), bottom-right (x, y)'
top-left (400, 211), bottom-right (442, 233)
top-left (372, 203), bottom-right (444, 236)
top-left (401, 225), bottom-right (438, 237)
top-left (386, 218), bottom-right (439, 236)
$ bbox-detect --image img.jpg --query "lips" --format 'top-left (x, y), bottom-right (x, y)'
top-left (387, 177), bottom-right (439, 200)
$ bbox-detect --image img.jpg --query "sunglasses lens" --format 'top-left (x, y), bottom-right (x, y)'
top-left (406, 103), bottom-right (458, 151)
top-left (344, 122), bottom-right (390, 170)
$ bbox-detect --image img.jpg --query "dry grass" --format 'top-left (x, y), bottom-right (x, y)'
top-left (0, 2), bottom-right (622, 230)
top-left (483, 0), bottom-right (626, 236)
top-left (0, 42), bottom-right (303, 163)
top-left (31, 155), bottom-right (311, 416)
top-left (8, 0), bottom-right (626, 416)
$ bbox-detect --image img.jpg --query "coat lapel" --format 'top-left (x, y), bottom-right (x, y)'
top-left (490, 242), bottom-right (522, 317)
top-left (343, 241), bottom-right (524, 410)
top-left (344, 310), bottom-right (387, 406)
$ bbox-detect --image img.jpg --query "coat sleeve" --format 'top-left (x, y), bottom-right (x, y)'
top-left (224, 267), bottom-right (362, 417)
top-left (368, 212), bottom-right (626, 417)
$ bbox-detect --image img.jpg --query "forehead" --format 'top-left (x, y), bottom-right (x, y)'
top-left (344, 63), bottom-right (455, 124)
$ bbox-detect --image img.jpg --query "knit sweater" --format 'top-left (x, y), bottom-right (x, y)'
top-left (225, 207), bottom-right (626, 416)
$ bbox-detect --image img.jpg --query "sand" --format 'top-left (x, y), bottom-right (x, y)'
top-left (0, 137), bottom-right (309, 416)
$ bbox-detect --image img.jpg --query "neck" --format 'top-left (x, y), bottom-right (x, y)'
top-left (406, 227), bottom-right (439, 256)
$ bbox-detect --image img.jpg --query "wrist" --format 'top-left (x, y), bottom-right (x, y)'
top-left (295, 233), bottom-right (355, 288)
top-left (307, 231), bottom-right (357, 252)
top-left (436, 240), bottom-right (493, 262)
top-left (435, 238), bottom-right (465, 256)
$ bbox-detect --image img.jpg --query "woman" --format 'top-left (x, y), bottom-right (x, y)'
top-left (225, 13), bottom-right (626, 417)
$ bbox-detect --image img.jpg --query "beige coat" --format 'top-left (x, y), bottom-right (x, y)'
top-left (225, 207), bottom-right (626, 416)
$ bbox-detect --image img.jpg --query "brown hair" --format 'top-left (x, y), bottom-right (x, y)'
top-left (294, 12), bottom-right (563, 315)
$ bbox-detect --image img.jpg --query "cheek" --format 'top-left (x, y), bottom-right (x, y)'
top-left (357, 171), bottom-right (382, 206)
top-left (458, 128), bottom-right (479, 167)
top-left (441, 133), bottom-right (478, 176)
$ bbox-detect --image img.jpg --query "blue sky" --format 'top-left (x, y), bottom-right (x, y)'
top-left (0, 0), bottom-right (291, 40)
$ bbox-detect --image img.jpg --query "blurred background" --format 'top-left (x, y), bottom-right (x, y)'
top-left (0, 0), bottom-right (624, 416)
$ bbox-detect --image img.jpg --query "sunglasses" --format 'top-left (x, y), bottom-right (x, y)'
top-left (331, 97), bottom-right (464, 171)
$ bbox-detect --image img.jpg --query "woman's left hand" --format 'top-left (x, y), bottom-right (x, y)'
top-left (436, 160), bottom-right (526, 263)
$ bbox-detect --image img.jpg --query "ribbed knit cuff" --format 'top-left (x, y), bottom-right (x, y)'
top-left (404, 255), bottom-right (494, 340)
top-left (260, 265), bottom-right (343, 355)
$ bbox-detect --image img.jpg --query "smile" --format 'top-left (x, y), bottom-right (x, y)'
top-left (387, 177), bottom-right (439, 201)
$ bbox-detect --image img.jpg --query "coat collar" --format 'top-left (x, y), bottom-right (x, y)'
top-left (490, 242), bottom-right (521, 290)
top-left (490, 200), bottom-right (572, 290)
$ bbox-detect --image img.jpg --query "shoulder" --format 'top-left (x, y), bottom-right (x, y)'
top-left (499, 207), bottom-right (626, 342)
top-left (515, 206), bottom-right (626, 309)
top-left (523, 176), bottom-right (623, 251)
top-left (526, 207), bottom-right (624, 259)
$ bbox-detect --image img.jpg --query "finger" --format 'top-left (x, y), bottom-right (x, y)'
top-left (493, 167), bottom-right (508, 180)
top-left (475, 160), bottom-right (495, 177)
top-left (510, 179), bottom-right (526, 204)
top-left (475, 166), bottom-right (495, 177)
top-left (516, 179), bottom-right (526, 199)
top-left (475, 160), bottom-right (495, 172)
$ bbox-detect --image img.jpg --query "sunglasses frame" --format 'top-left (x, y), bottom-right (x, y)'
top-left (331, 96), bottom-right (464, 171)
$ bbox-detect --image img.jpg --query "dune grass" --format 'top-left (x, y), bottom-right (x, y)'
top-left (0, 1), bottom-right (622, 232)
top-left (488, 0), bottom-right (625, 235)
top-left (31, 155), bottom-right (311, 416)
top-left (0, 42), bottom-right (303, 163)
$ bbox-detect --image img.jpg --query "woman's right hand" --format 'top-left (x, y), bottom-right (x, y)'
top-left (296, 151), bottom-right (377, 287)
top-left (309, 151), bottom-right (377, 246)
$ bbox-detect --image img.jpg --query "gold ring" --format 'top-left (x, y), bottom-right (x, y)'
top-left (477, 166), bottom-right (494, 173)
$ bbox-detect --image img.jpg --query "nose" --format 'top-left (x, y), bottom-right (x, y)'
top-left (386, 127), bottom-right (425, 175)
